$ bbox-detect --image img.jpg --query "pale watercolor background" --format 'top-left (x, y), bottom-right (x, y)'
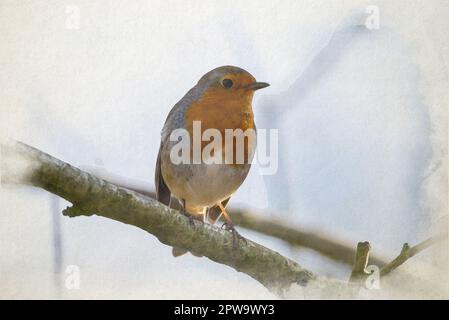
top-left (0, 0), bottom-right (448, 299)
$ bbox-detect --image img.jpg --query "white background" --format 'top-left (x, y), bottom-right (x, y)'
top-left (0, 0), bottom-right (448, 298)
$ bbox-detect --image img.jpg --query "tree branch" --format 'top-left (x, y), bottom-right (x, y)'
top-left (1, 140), bottom-right (341, 294)
top-left (349, 241), bottom-right (371, 283)
top-left (2, 140), bottom-right (445, 297)
top-left (380, 234), bottom-right (448, 277)
top-left (77, 170), bottom-right (388, 267)
top-left (346, 236), bottom-right (448, 289)
top-left (228, 210), bottom-right (388, 267)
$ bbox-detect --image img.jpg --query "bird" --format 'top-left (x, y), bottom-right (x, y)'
top-left (155, 66), bottom-right (269, 257)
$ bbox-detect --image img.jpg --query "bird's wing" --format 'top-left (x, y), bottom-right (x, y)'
top-left (155, 142), bottom-right (171, 206)
top-left (156, 84), bottom-right (204, 207)
top-left (207, 197), bottom-right (231, 224)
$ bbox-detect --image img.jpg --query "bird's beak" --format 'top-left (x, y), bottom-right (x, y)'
top-left (247, 82), bottom-right (270, 91)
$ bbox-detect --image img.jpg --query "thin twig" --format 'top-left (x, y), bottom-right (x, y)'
top-left (349, 241), bottom-right (371, 283)
top-left (380, 234), bottom-right (448, 277)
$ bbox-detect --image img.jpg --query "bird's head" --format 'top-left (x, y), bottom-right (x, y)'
top-left (184, 66), bottom-right (269, 136)
top-left (197, 66), bottom-right (269, 100)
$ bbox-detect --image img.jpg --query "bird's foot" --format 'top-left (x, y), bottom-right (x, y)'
top-left (182, 211), bottom-right (204, 227)
top-left (188, 215), bottom-right (195, 226)
top-left (180, 199), bottom-right (195, 226)
top-left (222, 222), bottom-right (247, 250)
top-left (181, 210), bottom-right (195, 226)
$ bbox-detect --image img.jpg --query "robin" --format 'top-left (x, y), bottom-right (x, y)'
top-left (155, 66), bottom-right (269, 257)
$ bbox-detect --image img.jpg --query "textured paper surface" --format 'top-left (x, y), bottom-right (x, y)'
top-left (0, 0), bottom-right (447, 298)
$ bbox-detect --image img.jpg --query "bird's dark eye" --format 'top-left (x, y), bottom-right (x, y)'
top-left (222, 78), bottom-right (233, 88)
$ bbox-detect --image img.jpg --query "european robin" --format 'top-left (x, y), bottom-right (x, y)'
top-left (155, 66), bottom-right (269, 256)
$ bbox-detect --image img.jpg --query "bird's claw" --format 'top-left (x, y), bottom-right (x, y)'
top-left (188, 215), bottom-right (195, 226)
top-left (222, 222), bottom-right (247, 250)
top-left (181, 211), bottom-right (196, 226)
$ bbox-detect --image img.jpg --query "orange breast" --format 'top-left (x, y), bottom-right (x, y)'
top-left (185, 88), bottom-right (256, 165)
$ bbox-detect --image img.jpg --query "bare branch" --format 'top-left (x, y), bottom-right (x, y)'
top-left (79, 169), bottom-right (389, 267)
top-left (229, 210), bottom-right (388, 267)
top-left (3, 140), bottom-right (444, 297)
top-left (1, 140), bottom-right (342, 294)
top-left (380, 234), bottom-right (448, 277)
top-left (349, 241), bottom-right (371, 282)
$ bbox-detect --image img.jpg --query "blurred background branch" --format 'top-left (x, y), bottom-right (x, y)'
top-left (81, 169), bottom-right (389, 267)
top-left (380, 234), bottom-right (448, 277)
